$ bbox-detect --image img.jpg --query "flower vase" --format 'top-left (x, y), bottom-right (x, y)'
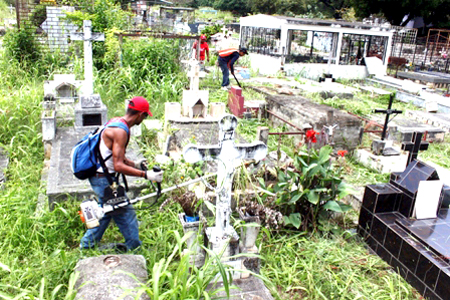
top-left (238, 207), bottom-right (261, 253)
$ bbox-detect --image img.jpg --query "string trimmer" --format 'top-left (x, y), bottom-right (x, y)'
top-left (79, 171), bottom-right (216, 229)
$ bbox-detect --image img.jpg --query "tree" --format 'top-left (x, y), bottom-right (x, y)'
top-left (213, 0), bottom-right (250, 16)
top-left (349, 0), bottom-right (450, 27)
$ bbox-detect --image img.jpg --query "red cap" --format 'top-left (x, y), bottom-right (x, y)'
top-left (128, 96), bottom-right (152, 116)
top-left (200, 34), bottom-right (207, 40)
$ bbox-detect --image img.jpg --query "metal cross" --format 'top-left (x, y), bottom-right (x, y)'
top-left (183, 115), bottom-right (267, 247)
top-left (374, 94), bottom-right (402, 140)
top-left (70, 20), bottom-right (105, 96)
top-left (401, 132), bottom-right (429, 167)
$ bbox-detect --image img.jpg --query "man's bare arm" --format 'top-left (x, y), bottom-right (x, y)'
top-left (110, 128), bottom-right (145, 178)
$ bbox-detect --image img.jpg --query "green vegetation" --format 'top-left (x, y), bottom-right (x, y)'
top-left (0, 3), bottom-right (434, 299)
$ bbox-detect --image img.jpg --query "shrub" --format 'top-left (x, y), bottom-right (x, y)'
top-left (3, 28), bottom-right (42, 64)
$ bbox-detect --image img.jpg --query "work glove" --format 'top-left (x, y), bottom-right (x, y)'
top-left (135, 159), bottom-right (148, 170)
top-left (145, 169), bottom-right (164, 183)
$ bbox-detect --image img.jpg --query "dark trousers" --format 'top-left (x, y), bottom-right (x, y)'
top-left (218, 58), bottom-right (230, 87)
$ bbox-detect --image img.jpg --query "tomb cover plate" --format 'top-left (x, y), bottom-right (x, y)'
top-left (391, 160), bottom-right (439, 197)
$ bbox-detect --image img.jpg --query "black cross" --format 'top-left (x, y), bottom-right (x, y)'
top-left (374, 94), bottom-right (403, 140)
top-left (401, 132), bottom-right (429, 167)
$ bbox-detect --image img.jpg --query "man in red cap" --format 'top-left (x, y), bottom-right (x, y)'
top-left (192, 34), bottom-right (210, 71)
top-left (80, 96), bottom-right (163, 251)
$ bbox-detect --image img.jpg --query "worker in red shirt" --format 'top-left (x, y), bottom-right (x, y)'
top-left (192, 34), bottom-right (210, 71)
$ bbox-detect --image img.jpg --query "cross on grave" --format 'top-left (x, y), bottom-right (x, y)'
top-left (70, 20), bottom-right (105, 96)
top-left (374, 94), bottom-right (402, 140)
top-left (401, 131), bottom-right (429, 167)
top-left (182, 114), bottom-right (267, 254)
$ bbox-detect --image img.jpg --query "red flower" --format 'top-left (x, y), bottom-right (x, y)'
top-left (337, 150), bottom-right (348, 157)
top-left (305, 129), bottom-right (318, 143)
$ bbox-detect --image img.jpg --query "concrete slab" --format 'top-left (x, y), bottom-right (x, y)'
top-left (387, 117), bottom-right (445, 143)
top-left (397, 71), bottom-right (450, 85)
top-left (406, 110), bottom-right (450, 132)
top-left (208, 276), bottom-right (274, 300)
top-left (0, 147), bottom-right (9, 189)
top-left (396, 90), bottom-right (450, 114)
top-left (258, 90), bottom-right (363, 151)
top-left (355, 149), bottom-right (407, 174)
top-left (74, 255), bottom-right (149, 300)
top-left (358, 85), bottom-right (392, 96)
top-left (46, 127), bottom-right (147, 207)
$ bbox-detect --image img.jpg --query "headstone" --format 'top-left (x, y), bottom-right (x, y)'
top-left (41, 6), bottom-right (78, 52)
top-left (372, 94), bottom-right (402, 156)
top-left (70, 20), bottom-right (107, 130)
top-left (358, 160), bottom-right (450, 300)
top-left (401, 132), bottom-right (429, 167)
top-left (182, 61), bottom-right (208, 119)
top-left (228, 87), bottom-right (245, 117)
top-left (74, 255), bottom-right (150, 300)
top-left (183, 115), bottom-right (267, 279)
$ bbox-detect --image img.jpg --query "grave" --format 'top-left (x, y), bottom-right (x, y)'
top-left (182, 114), bottom-right (270, 285)
top-left (74, 255), bottom-right (150, 300)
top-left (0, 147), bottom-right (9, 189)
top-left (44, 74), bottom-right (85, 122)
top-left (358, 159), bottom-right (450, 300)
top-left (70, 20), bottom-right (107, 131)
top-left (387, 117), bottom-right (445, 143)
top-left (406, 110), bottom-right (450, 132)
top-left (254, 89), bottom-right (363, 151)
top-left (397, 71), bottom-right (450, 88)
top-left (46, 127), bottom-right (147, 206)
top-left (371, 94), bottom-right (402, 156)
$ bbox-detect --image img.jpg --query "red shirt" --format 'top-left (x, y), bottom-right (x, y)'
top-left (193, 41), bottom-right (209, 61)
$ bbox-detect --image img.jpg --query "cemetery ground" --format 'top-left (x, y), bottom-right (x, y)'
top-left (2, 42), bottom-right (448, 300)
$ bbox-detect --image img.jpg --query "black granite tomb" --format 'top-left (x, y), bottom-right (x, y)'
top-left (358, 159), bottom-right (450, 300)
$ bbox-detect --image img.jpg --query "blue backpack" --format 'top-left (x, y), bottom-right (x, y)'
top-left (71, 121), bottom-right (130, 180)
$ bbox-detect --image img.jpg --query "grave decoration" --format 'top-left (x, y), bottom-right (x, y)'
top-left (70, 20), bottom-right (107, 130)
top-left (372, 94), bottom-right (403, 156)
top-left (358, 158), bottom-right (450, 300)
top-left (182, 114), bottom-right (267, 280)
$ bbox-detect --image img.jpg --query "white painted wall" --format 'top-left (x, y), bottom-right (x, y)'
top-left (249, 54), bottom-right (282, 75)
top-left (284, 63), bottom-right (369, 80)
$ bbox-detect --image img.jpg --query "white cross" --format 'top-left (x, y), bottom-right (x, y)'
top-left (8, 5), bottom-right (14, 14)
top-left (70, 20), bottom-right (105, 96)
top-left (183, 115), bottom-right (267, 249)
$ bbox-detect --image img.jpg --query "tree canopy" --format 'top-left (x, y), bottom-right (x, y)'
top-left (349, 0), bottom-right (450, 27)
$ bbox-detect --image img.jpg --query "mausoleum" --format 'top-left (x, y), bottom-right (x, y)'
top-left (239, 14), bottom-right (395, 79)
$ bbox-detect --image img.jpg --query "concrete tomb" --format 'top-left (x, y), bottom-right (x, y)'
top-left (70, 20), bottom-right (107, 130)
top-left (358, 159), bottom-right (450, 300)
top-left (74, 255), bottom-right (150, 300)
top-left (258, 91), bottom-right (363, 151)
top-left (387, 117), bottom-right (445, 144)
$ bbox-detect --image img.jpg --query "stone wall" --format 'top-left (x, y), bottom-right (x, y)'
top-left (265, 94), bottom-right (363, 151)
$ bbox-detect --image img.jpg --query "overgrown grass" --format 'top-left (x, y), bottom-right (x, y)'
top-left (0, 40), bottom-right (424, 299)
top-left (261, 231), bottom-right (422, 300)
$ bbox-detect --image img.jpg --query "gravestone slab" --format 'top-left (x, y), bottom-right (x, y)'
top-left (0, 148), bottom-right (9, 189)
top-left (358, 160), bottom-right (450, 300)
top-left (406, 110), bottom-right (450, 132)
top-left (387, 117), bottom-right (445, 143)
top-left (261, 92), bottom-right (363, 151)
top-left (74, 255), bottom-right (150, 300)
top-left (46, 127), bottom-right (147, 207)
top-left (397, 71), bottom-right (450, 86)
top-left (207, 276), bottom-right (274, 299)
